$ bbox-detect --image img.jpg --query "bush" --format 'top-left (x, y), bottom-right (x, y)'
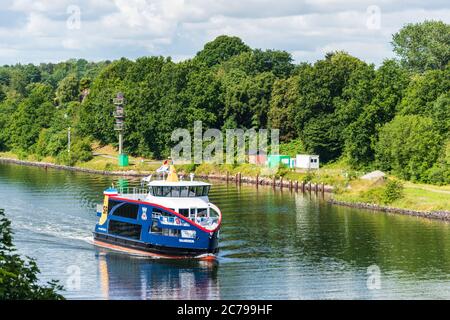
top-left (71, 138), bottom-right (93, 162)
top-left (425, 140), bottom-right (450, 185)
top-left (279, 139), bottom-right (304, 157)
top-left (55, 151), bottom-right (76, 166)
top-left (54, 138), bottom-right (93, 166)
top-left (35, 129), bottom-right (67, 158)
top-left (359, 179), bottom-right (404, 205)
top-left (382, 180), bottom-right (404, 204)
top-left (360, 186), bottom-right (385, 204)
top-left (0, 208), bottom-right (64, 300)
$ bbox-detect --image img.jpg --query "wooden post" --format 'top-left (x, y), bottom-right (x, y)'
top-left (308, 182), bottom-right (312, 193)
top-left (280, 177), bottom-right (283, 189)
top-left (273, 176), bottom-right (276, 188)
top-left (289, 180), bottom-right (293, 191)
top-left (256, 174), bottom-right (259, 188)
top-left (235, 173), bottom-right (238, 184)
top-left (295, 180), bottom-right (299, 192)
top-left (226, 171), bottom-right (229, 183)
top-left (315, 183), bottom-right (318, 193)
top-left (301, 181), bottom-right (305, 193)
top-left (322, 183), bottom-right (325, 194)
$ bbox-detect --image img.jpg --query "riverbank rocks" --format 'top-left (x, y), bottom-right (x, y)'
top-left (328, 199), bottom-right (450, 221)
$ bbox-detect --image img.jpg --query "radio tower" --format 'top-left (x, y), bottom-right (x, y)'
top-left (113, 92), bottom-right (128, 167)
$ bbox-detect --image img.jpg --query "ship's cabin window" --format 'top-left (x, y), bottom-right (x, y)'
top-left (150, 185), bottom-right (210, 197)
top-left (108, 220), bottom-right (141, 240)
top-left (179, 208), bottom-right (189, 217)
top-left (162, 229), bottom-right (181, 237)
top-left (197, 208), bottom-right (208, 218)
top-left (151, 208), bottom-right (172, 218)
top-left (178, 208), bottom-right (209, 220)
top-left (170, 186), bottom-right (180, 197)
top-left (150, 219), bottom-right (162, 234)
top-left (149, 219), bottom-right (180, 237)
top-left (180, 186), bottom-right (189, 197)
top-left (109, 201), bottom-right (139, 220)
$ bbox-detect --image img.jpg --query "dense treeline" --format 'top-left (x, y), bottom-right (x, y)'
top-left (0, 21), bottom-right (448, 184)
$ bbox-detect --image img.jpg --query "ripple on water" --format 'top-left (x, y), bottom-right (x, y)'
top-left (1, 163), bottom-right (450, 299)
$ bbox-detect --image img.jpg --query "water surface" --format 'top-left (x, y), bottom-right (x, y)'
top-left (0, 163), bottom-right (449, 299)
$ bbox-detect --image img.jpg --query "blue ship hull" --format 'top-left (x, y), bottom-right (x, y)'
top-left (94, 196), bottom-right (220, 258)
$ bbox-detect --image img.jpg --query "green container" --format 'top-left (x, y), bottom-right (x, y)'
top-left (118, 154), bottom-right (129, 167)
top-left (267, 155), bottom-right (290, 168)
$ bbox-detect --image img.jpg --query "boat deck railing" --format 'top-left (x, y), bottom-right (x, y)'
top-left (117, 187), bottom-right (149, 200)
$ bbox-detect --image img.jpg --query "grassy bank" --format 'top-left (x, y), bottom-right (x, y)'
top-left (332, 178), bottom-right (450, 212)
top-left (1, 148), bottom-right (448, 213)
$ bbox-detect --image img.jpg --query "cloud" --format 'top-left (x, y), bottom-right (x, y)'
top-left (0, 0), bottom-right (449, 65)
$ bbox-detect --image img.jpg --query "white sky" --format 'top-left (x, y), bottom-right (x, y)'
top-left (0, 0), bottom-right (449, 65)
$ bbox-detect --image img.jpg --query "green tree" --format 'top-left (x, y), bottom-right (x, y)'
top-left (375, 115), bottom-right (443, 182)
top-left (294, 52), bottom-right (369, 162)
top-left (392, 20), bottom-right (450, 72)
top-left (268, 76), bottom-right (299, 141)
top-left (195, 35), bottom-right (251, 67)
top-left (430, 93), bottom-right (450, 137)
top-left (55, 74), bottom-right (79, 105)
top-left (8, 83), bottom-right (55, 152)
top-left (344, 60), bottom-right (410, 168)
top-left (77, 58), bottom-right (134, 146)
top-left (399, 66), bottom-right (450, 116)
top-left (0, 208), bottom-right (64, 300)
top-left (425, 139), bottom-right (450, 185)
top-left (221, 69), bottom-right (275, 129)
top-left (222, 49), bottom-right (294, 77)
top-left (302, 114), bottom-right (342, 162)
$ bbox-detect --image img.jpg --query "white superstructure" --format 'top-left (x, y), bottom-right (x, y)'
top-left (119, 169), bottom-right (220, 231)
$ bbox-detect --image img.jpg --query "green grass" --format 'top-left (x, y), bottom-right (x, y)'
top-left (334, 178), bottom-right (450, 212)
top-left (1, 149), bottom-right (448, 213)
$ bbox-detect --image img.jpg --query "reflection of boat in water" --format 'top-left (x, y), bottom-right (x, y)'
top-left (97, 249), bottom-right (220, 300)
top-left (93, 161), bottom-right (222, 260)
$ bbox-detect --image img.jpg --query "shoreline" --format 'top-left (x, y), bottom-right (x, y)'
top-left (1, 157), bottom-right (448, 221)
top-left (328, 199), bottom-right (450, 221)
top-left (0, 157), bottom-right (333, 192)
top-left (0, 157), bottom-right (149, 177)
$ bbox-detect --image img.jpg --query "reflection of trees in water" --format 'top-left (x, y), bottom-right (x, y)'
top-left (213, 182), bottom-right (450, 276)
top-left (0, 163), bottom-right (141, 209)
top-left (97, 249), bottom-right (220, 300)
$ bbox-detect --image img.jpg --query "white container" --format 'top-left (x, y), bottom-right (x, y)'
top-left (295, 154), bottom-right (320, 169)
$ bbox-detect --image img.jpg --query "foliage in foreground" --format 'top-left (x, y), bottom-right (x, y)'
top-left (0, 209), bottom-right (64, 300)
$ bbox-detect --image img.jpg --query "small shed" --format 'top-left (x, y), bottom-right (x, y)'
top-left (295, 154), bottom-right (319, 169)
top-left (248, 150), bottom-right (267, 165)
top-left (267, 155), bottom-right (291, 168)
top-left (361, 170), bottom-right (386, 180)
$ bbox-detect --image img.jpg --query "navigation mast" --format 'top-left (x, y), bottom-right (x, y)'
top-left (113, 92), bottom-right (128, 167)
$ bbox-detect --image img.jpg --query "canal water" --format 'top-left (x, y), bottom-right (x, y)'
top-left (0, 162), bottom-right (449, 299)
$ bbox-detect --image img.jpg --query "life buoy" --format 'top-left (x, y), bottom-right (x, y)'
top-left (175, 218), bottom-right (181, 225)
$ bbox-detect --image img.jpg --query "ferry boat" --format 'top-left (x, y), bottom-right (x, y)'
top-left (93, 161), bottom-right (222, 260)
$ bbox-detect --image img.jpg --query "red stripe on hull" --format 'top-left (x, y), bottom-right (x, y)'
top-left (109, 196), bottom-right (222, 233)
